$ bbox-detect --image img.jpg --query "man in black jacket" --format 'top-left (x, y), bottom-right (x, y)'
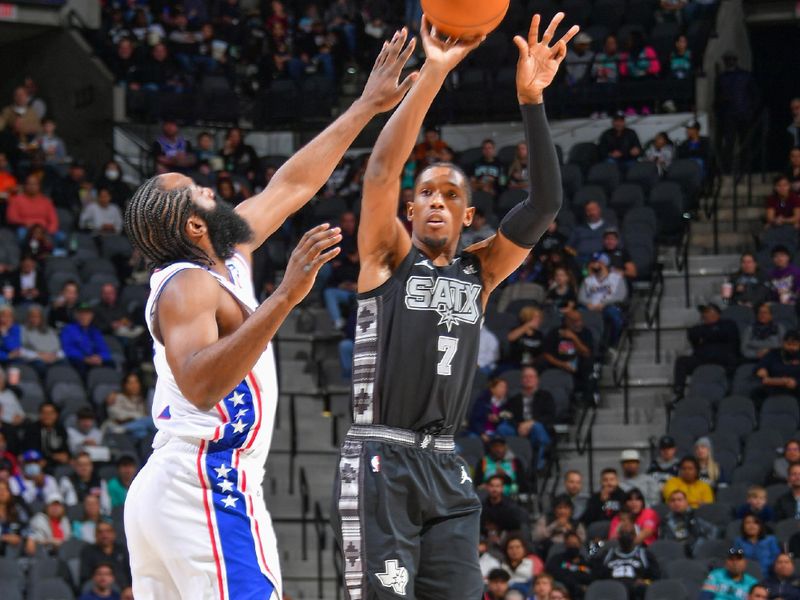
top-left (546, 531), bottom-right (594, 599)
top-left (506, 366), bottom-right (554, 470)
top-left (677, 120), bottom-right (711, 179)
top-left (672, 303), bottom-right (740, 399)
top-left (659, 489), bottom-right (717, 556)
top-left (598, 113), bottom-right (642, 168)
top-left (763, 553), bottom-right (800, 600)
top-left (773, 463), bottom-right (800, 520)
top-left (480, 474), bottom-right (528, 540)
top-left (582, 468), bottom-right (626, 527)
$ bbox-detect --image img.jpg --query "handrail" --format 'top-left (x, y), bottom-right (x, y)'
top-left (313, 501), bottom-right (326, 599)
top-left (299, 467), bottom-right (310, 560)
top-left (612, 325), bottom-right (634, 424)
top-left (704, 149), bottom-right (725, 255)
top-left (574, 403), bottom-right (597, 490)
top-left (675, 217), bottom-right (692, 308)
top-left (332, 537), bottom-right (344, 600)
top-left (643, 263), bottom-right (665, 364)
top-left (730, 108), bottom-right (769, 229)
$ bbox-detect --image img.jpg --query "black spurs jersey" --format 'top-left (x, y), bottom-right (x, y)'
top-left (350, 246), bottom-right (484, 434)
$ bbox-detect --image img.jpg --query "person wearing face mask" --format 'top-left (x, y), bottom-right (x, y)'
top-left (9, 449), bottom-right (60, 504)
top-left (94, 160), bottom-right (132, 208)
top-left (545, 531), bottom-right (593, 600)
top-left (598, 513), bottom-right (660, 599)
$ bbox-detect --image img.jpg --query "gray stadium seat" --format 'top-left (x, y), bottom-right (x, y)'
top-left (610, 183), bottom-right (645, 217)
top-left (770, 303), bottom-right (798, 331)
top-left (760, 395), bottom-right (800, 443)
top-left (506, 436), bottom-right (533, 472)
top-left (645, 579), bottom-right (689, 600)
top-left (561, 163), bottom-right (584, 199)
top-left (721, 305), bottom-right (755, 335)
top-left (625, 161), bottom-right (660, 193)
top-left (567, 142), bottom-right (600, 174)
top-left (29, 577), bottom-right (75, 600)
top-left (686, 364), bottom-right (728, 404)
top-left (731, 364), bottom-right (760, 398)
top-left (585, 579), bottom-right (627, 600)
top-left (731, 463), bottom-right (769, 486)
top-left (586, 162), bottom-right (621, 196)
top-left (715, 484), bottom-right (748, 505)
top-left (774, 518), bottom-right (800, 544)
top-left (586, 520), bottom-right (611, 541)
top-left (45, 364), bottom-right (83, 393)
top-left (694, 503), bottom-right (733, 528)
top-left (573, 184), bottom-right (608, 212)
top-left (694, 538), bottom-right (731, 561)
top-left (666, 159), bottom-right (704, 200)
top-left (649, 540), bottom-right (686, 566)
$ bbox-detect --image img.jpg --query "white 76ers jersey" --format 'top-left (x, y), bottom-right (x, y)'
top-left (144, 253), bottom-right (279, 467)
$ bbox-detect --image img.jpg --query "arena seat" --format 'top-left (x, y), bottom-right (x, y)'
top-left (625, 161), bottom-right (660, 193)
top-left (585, 579), bottom-right (627, 600)
top-left (644, 579), bottom-right (689, 600)
top-left (648, 539), bottom-right (685, 566)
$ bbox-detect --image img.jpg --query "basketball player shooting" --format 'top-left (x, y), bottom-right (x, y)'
top-left (332, 13), bottom-right (578, 600)
top-left (120, 35), bottom-right (418, 600)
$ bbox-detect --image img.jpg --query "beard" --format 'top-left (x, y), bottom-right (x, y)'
top-left (420, 234), bottom-right (449, 249)
top-left (194, 200), bottom-right (253, 261)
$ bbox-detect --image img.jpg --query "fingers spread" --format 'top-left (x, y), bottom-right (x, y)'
top-left (513, 35), bottom-right (528, 58)
top-left (527, 14), bottom-right (541, 47)
top-left (559, 24), bottom-right (581, 47)
top-left (313, 247), bottom-right (342, 268)
top-left (394, 36), bottom-right (417, 70)
top-left (542, 12), bottom-right (564, 45)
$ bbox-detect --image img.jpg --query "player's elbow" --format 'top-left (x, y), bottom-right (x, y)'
top-left (178, 379), bottom-right (219, 412)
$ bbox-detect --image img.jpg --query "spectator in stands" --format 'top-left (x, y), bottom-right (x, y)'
top-left (461, 208), bottom-right (496, 247)
top-left (508, 307), bottom-right (545, 368)
top-left (748, 584), bottom-right (770, 600)
top-left (542, 310), bottom-right (596, 406)
top-left (0, 478), bottom-right (33, 556)
top-left (567, 201), bottom-right (607, 266)
top-left (221, 127), bottom-right (259, 182)
top-left (61, 303), bottom-right (114, 376)
top-left (610, 489), bottom-right (660, 546)
top-left (35, 118), bottom-right (68, 171)
top-left (67, 407), bottom-right (105, 457)
top-left (618, 450), bottom-right (660, 507)
top-left (470, 139), bottom-right (505, 197)
top-left (479, 537), bottom-right (502, 580)
top-left (773, 439), bottom-right (800, 483)
top-left (414, 125), bottom-right (449, 169)
top-left (216, 177), bottom-right (247, 206)
top-left (670, 35), bottom-right (693, 80)
top-left (23, 224), bottom-right (54, 262)
top-left (6, 174), bottom-right (59, 238)
top-left (741, 303), bottom-right (783, 362)
top-left (0, 368), bottom-right (24, 427)
top-left (529, 573), bottom-right (555, 600)
top-left (79, 562), bottom-right (120, 600)
top-left (0, 434), bottom-right (18, 473)
top-left (620, 31), bottom-right (661, 84)
top-left (683, 0), bottom-right (719, 22)
top-left (789, 98), bottom-right (800, 149)
top-left (735, 485), bottom-right (774, 523)
top-left (564, 470), bottom-right (589, 521)
top-left (468, 377), bottom-right (515, 441)
top-left (53, 159), bottom-right (93, 212)
top-left (152, 119), bottom-right (195, 175)
top-left (106, 455), bottom-right (137, 509)
top-left (677, 120), bottom-right (711, 177)
top-left (507, 143), bottom-right (529, 190)
top-left (478, 326), bottom-right (500, 376)
top-left (533, 494), bottom-right (586, 548)
top-left (755, 329), bottom-right (800, 399)
top-left (601, 228), bottom-right (637, 280)
top-left (715, 52), bottom-right (758, 171)
top-left (765, 175), bottom-right (800, 229)
top-left (658, 0), bottom-right (687, 22)
top-left (545, 531), bottom-right (593, 599)
top-left (93, 284), bottom-right (141, 340)
top-left (21, 304), bottom-right (64, 376)
top-left (789, 148), bottom-right (800, 194)
top-left (734, 514), bottom-right (781, 580)
top-left (762, 553), bottom-right (800, 600)
top-left (60, 452), bottom-right (106, 509)
top-left (578, 252), bottom-right (628, 348)
top-left (672, 302), bottom-right (740, 399)
top-left (9, 254), bottom-right (47, 306)
top-left (29, 491), bottom-right (70, 553)
top-left (592, 34), bottom-right (621, 85)
top-left (546, 266), bottom-right (578, 313)
top-left (694, 437), bottom-right (723, 486)
top-left (598, 113), bottom-right (642, 168)
top-left (506, 366), bottom-right (554, 470)
top-left (480, 474), bottom-right (527, 541)
top-left (0, 152), bottom-right (17, 199)
top-left (701, 547), bottom-right (759, 600)
top-left (502, 535), bottom-right (541, 594)
top-left (476, 435), bottom-right (525, 495)
top-left (726, 253), bottom-right (770, 307)
top-left (95, 160), bottom-right (131, 209)
top-left (582, 467), bottom-right (626, 526)
top-left (0, 86), bottom-right (41, 138)
top-left (660, 489), bottom-right (716, 556)
top-left (80, 187), bottom-right (124, 234)
top-left (135, 42), bottom-right (185, 96)
top-left (21, 404), bottom-right (69, 465)
top-left (768, 246), bottom-right (800, 304)
top-left (662, 456), bottom-right (715, 507)
top-left (599, 511), bottom-right (660, 598)
top-left (484, 568), bottom-right (512, 600)
top-left (323, 239), bottom-right (358, 330)
top-left (565, 32), bottom-right (594, 87)
top-left (71, 493), bottom-right (104, 544)
top-left (775, 463), bottom-right (800, 520)
top-left (79, 520), bottom-right (131, 588)
top-left (644, 132), bottom-right (675, 175)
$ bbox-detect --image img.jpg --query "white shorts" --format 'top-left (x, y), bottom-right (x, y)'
top-left (125, 436), bottom-right (282, 600)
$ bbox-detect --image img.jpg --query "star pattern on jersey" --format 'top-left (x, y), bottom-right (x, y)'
top-left (228, 391), bottom-right (245, 407)
top-left (221, 494), bottom-right (238, 508)
top-left (214, 463), bottom-right (232, 479)
top-left (436, 306), bottom-right (459, 332)
top-left (232, 420), bottom-right (248, 434)
top-left (234, 408), bottom-right (249, 419)
top-left (218, 479), bottom-right (234, 493)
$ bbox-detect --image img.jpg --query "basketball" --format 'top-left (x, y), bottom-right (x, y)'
top-left (421, 0), bottom-right (511, 39)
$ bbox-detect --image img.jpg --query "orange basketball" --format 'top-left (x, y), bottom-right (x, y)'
top-left (421, 0), bottom-right (511, 39)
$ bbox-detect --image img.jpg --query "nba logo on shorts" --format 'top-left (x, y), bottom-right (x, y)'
top-left (371, 455), bottom-right (381, 473)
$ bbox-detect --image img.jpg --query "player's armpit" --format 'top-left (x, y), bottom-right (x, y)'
top-left (466, 229), bottom-right (539, 300)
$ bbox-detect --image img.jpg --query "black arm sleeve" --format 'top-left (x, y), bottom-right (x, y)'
top-left (499, 103), bottom-right (563, 248)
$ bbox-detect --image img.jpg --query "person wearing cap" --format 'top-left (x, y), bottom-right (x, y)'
top-left (662, 456), bottom-right (714, 508)
top-left (21, 401), bottom-right (69, 465)
top-left (59, 302), bottom-right (114, 377)
top-left (483, 567), bottom-right (511, 600)
top-left (699, 547), bottom-right (758, 600)
top-left (765, 174), bottom-right (800, 230)
top-left (768, 245), bottom-right (800, 305)
top-left (677, 119), bottom-right (710, 176)
top-left (578, 251), bottom-right (628, 348)
top-left (672, 302), bottom-right (740, 399)
top-left (565, 31), bottom-right (594, 86)
top-left (566, 201), bottom-right (609, 266)
top-left (28, 490), bottom-right (71, 552)
top-left (598, 112), bottom-right (642, 167)
top-left (475, 435), bottom-right (525, 496)
top-left (601, 227), bottom-right (637, 280)
top-left (660, 489), bottom-right (717, 556)
top-left (618, 450), bottom-right (660, 507)
top-left (9, 448), bottom-right (60, 504)
top-left (755, 329), bottom-right (800, 399)
top-left (648, 435), bottom-right (680, 489)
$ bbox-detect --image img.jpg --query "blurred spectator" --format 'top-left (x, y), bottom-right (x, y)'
top-left (79, 562), bottom-right (120, 600)
top-left (545, 531), bottom-right (593, 599)
top-left (677, 120), bottom-right (710, 176)
top-left (662, 456), bottom-right (714, 507)
top-left (67, 407), bottom-right (105, 457)
top-left (475, 436), bottom-right (525, 495)
top-left (734, 514), bottom-right (780, 581)
top-left (768, 245), bottom-right (800, 304)
top-left (21, 404), bottom-right (69, 465)
top-left (658, 0), bottom-right (687, 23)
top-left (531, 573), bottom-right (555, 600)
top-left (134, 42), bottom-right (185, 95)
top-left (546, 266), bottom-right (578, 313)
top-left (414, 126), bottom-right (449, 169)
top-left (152, 120), bottom-right (195, 175)
top-left (672, 303), bottom-right (739, 399)
top-left (715, 52), bottom-right (758, 170)
top-left (582, 467), bottom-right (625, 526)
top-left (479, 537), bottom-right (502, 580)
top-left (601, 229), bottom-right (637, 279)
top-left (71, 494), bottom-right (104, 544)
top-left (565, 32), bottom-right (594, 86)
top-left (533, 495), bottom-right (586, 547)
top-left (53, 160), bottom-right (92, 212)
top-left (478, 326), bottom-right (500, 376)
top-left (93, 284), bottom-right (142, 340)
top-left (22, 76), bottom-right (45, 119)
top-left (694, 437), bottom-right (723, 486)
top-left (79, 520), bottom-right (131, 588)
top-left (501, 535), bottom-right (541, 594)
top-left (660, 489), bottom-right (716, 556)
top-left (598, 511), bottom-right (660, 598)
top-left (598, 113), bottom-right (642, 167)
top-left (60, 452), bottom-right (107, 510)
top-left (741, 303), bottom-right (783, 361)
top-left (461, 208), bottom-right (496, 247)
top-left (567, 201), bottom-right (607, 266)
top-left (470, 139), bottom-right (505, 197)
top-left (29, 492), bottom-right (70, 553)
top-left (644, 132), bottom-right (675, 175)
top-left (773, 439), bottom-right (800, 483)
top-left (508, 306), bottom-right (545, 368)
top-left (7, 174), bottom-right (59, 237)
top-left (609, 488), bottom-right (660, 546)
top-left (507, 143), bottom-right (529, 190)
top-left (106, 455), bottom-right (137, 509)
top-left (194, 131), bottom-right (223, 172)
top-left (578, 252), bottom-right (628, 347)
top-left (0, 152), bottom-right (17, 199)
top-left (21, 304), bottom-right (65, 376)
top-left (0, 86), bottom-right (42, 137)
top-left (700, 547), bottom-right (758, 600)
top-left (725, 253), bottom-right (770, 307)
top-left (762, 553), bottom-right (800, 600)
top-left (323, 239), bottom-right (358, 330)
top-left (216, 177), bottom-right (246, 206)
top-left (765, 175), bottom-right (800, 229)
top-left (755, 329), bottom-right (800, 398)
top-left (789, 148), bottom-right (800, 194)
top-left (592, 35), bottom-right (621, 84)
top-left (10, 254), bottom-right (47, 305)
top-left (683, 0), bottom-right (719, 23)
top-left (563, 470), bottom-right (589, 521)
top-left (60, 303), bottom-right (114, 376)
top-left (221, 127), bottom-right (259, 181)
top-left (484, 568), bottom-right (512, 600)
top-left (480, 474), bottom-right (527, 541)
top-left (0, 478), bottom-right (33, 556)
top-left (0, 438), bottom-right (20, 476)
top-left (468, 378), bottom-right (515, 441)
top-left (542, 310), bottom-right (595, 406)
top-left (80, 187), bottom-right (124, 234)
top-left (110, 38), bottom-right (138, 85)
top-left (620, 31), bottom-right (661, 82)
top-left (505, 367), bottom-right (552, 470)
top-left (618, 450), bottom-right (660, 507)
top-left (670, 35), bottom-right (693, 80)
top-left (23, 224), bottom-right (54, 261)
top-left (0, 367), bottom-right (24, 427)
top-left (734, 485), bottom-right (774, 523)
top-left (35, 118), bottom-right (68, 169)
top-left (774, 463), bottom-right (800, 520)
top-left (549, 583), bottom-right (572, 600)
top-left (789, 98), bottom-right (800, 149)
top-left (94, 160), bottom-right (132, 209)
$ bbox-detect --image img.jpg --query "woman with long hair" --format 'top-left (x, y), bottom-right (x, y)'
top-left (546, 266), bottom-right (578, 313)
top-left (0, 479), bottom-right (34, 556)
top-left (501, 534), bottom-right (542, 594)
top-left (508, 143), bottom-right (529, 190)
top-left (29, 493), bottom-right (70, 554)
top-left (734, 514), bottom-right (780, 575)
top-left (71, 493), bottom-right (105, 543)
top-left (694, 437), bottom-right (723, 486)
top-left (533, 494), bottom-right (586, 548)
top-left (609, 488), bottom-right (660, 545)
top-left (105, 371), bottom-right (155, 440)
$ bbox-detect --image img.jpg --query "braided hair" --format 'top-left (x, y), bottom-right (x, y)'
top-left (124, 176), bottom-right (213, 269)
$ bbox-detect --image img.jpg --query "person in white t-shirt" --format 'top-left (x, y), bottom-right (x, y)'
top-left (578, 252), bottom-right (628, 347)
top-left (79, 187), bottom-right (123, 234)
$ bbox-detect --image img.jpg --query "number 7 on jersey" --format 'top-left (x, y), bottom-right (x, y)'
top-left (437, 336), bottom-right (459, 376)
